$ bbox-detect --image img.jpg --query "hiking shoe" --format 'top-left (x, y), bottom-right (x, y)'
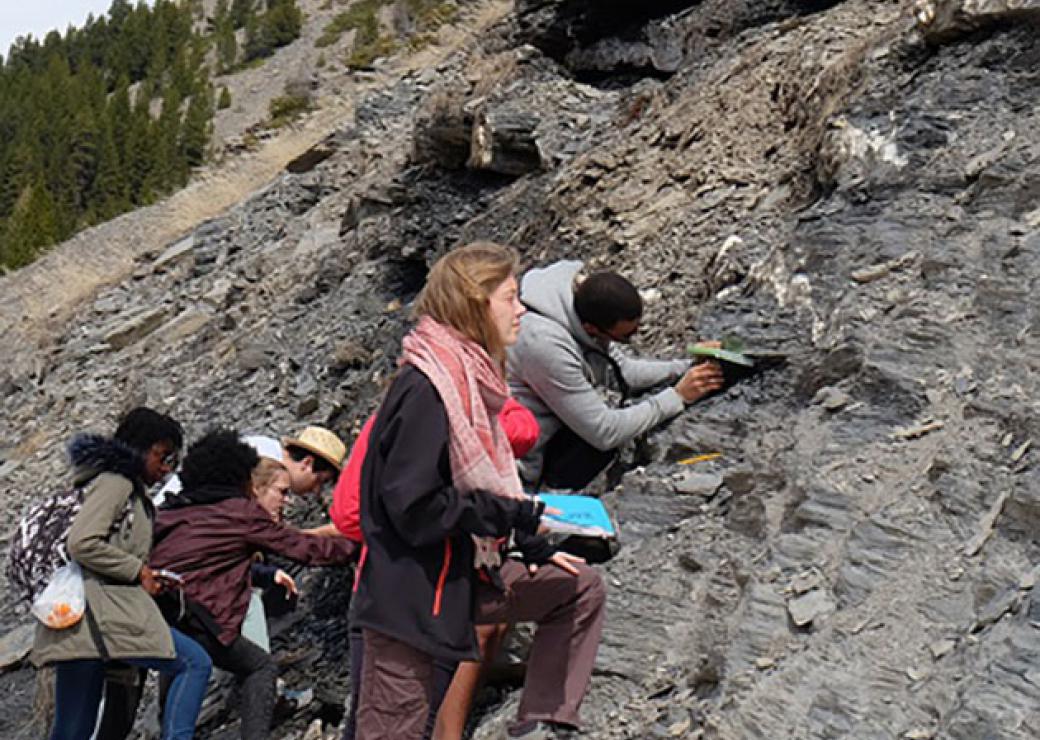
top-left (506, 722), bottom-right (551, 740)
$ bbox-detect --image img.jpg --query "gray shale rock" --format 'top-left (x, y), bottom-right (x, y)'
top-left (787, 589), bottom-right (837, 627)
top-left (673, 471), bottom-right (724, 498)
top-left (0, 624), bottom-right (34, 669)
top-left (152, 234), bottom-right (195, 273)
top-left (2, 1), bottom-right (1040, 739)
top-left (916, 0), bottom-right (1040, 42)
top-left (102, 307), bottom-right (170, 350)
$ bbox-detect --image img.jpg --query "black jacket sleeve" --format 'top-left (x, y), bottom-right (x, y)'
top-left (375, 369), bottom-right (539, 549)
top-left (250, 561), bottom-right (278, 589)
top-left (512, 530), bottom-right (557, 566)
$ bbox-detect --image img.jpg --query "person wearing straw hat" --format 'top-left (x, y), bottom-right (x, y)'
top-left (280, 426), bottom-right (346, 495)
top-left (150, 430), bottom-right (355, 740)
top-left (96, 428), bottom-right (347, 740)
top-left (155, 426), bottom-right (346, 507)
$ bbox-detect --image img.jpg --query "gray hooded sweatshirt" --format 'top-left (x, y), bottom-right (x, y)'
top-left (507, 260), bottom-right (690, 483)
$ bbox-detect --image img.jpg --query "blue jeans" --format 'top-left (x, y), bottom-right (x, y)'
top-left (51, 627), bottom-right (212, 740)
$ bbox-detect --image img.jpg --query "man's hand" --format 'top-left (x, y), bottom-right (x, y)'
top-left (139, 565), bottom-right (163, 596)
top-left (274, 570), bottom-right (298, 598)
top-left (675, 361), bottom-right (725, 403)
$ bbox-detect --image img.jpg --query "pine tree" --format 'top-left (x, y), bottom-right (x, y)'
top-left (38, 53), bottom-right (76, 236)
top-left (66, 108), bottom-right (101, 219)
top-left (218, 85), bottom-right (232, 109)
top-left (122, 4), bottom-right (152, 82)
top-left (231, 0), bottom-right (256, 29)
top-left (213, 0), bottom-right (231, 29)
top-left (181, 68), bottom-right (214, 168)
top-left (214, 0), bottom-right (239, 72)
top-left (146, 9), bottom-right (170, 84)
top-left (0, 140), bottom-right (36, 223)
top-left (108, 0), bottom-right (133, 29)
top-left (108, 76), bottom-right (133, 164)
top-left (153, 85), bottom-right (186, 190)
top-left (243, 10), bottom-right (267, 61)
top-left (261, 0), bottom-right (303, 50)
top-left (125, 92), bottom-right (155, 203)
top-left (170, 46), bottom-right (194, 98)
top-left (1, 180), bottom-right (60, 268)
top-left (91, 118), bottom-right (130, 221)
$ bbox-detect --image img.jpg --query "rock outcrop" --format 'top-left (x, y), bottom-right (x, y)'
top-left (1, 1), bottom-right (1039, 738)
top-left (916, 0), bottom-right (1040, 42)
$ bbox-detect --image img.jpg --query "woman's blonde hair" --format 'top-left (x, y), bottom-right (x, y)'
top-left (414, 242), bottom-right (519, 365)
top-left (251, 457), bottom-right (287, 496)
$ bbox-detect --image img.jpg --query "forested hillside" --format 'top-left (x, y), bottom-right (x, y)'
top-left (0, 0), bottom-right (302, 270)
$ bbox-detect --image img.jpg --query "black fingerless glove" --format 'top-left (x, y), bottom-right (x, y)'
top-left (514, 498), bottom-right (545, 536)
top-left (514, 530), bottom-right (556, 566)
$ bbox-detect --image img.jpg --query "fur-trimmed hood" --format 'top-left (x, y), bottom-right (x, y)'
top-left (67, 433), bottom-right (145, 485)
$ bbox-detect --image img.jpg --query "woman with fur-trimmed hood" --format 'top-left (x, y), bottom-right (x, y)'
top-left (32, 407), bottom-right (212, 740)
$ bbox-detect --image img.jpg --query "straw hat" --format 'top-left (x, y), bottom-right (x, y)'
top-left (282, 426), bottom-right (346, 470)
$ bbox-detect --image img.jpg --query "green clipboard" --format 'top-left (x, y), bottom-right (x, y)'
top-left (687, 344), bottom-right (755, 367)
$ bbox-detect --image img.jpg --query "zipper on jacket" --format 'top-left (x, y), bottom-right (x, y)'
top-left (352, 545), bottom-right (368, 593)
top-left (432, 539), bottom-right (451, 616)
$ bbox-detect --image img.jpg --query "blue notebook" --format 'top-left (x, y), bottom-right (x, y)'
top-left (538, 494), bottom-right (616, 538)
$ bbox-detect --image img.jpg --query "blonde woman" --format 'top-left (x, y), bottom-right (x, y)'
top-left (242, 458), bottom-right (300, 651)
top-left (352, 243), bottom-right (606, 740)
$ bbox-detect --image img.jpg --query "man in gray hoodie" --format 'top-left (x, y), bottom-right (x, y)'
top-left (508, 260), bottom-right (723, 487)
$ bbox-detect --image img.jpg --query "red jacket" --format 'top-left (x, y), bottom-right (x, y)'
top-left (330, 397), bottom-right (538, 542)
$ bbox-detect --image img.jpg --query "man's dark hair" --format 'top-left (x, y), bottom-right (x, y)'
top-left (286, 445), bottom-right (338, 477)
top-left (180, 429), bottom-right (259, 492)
top-left (573, 272), bottom-right (643, 330)
top-left (114, 407), bottom-right (184, 454)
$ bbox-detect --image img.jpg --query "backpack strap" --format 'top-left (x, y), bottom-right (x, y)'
top-left (584, 345), bottom-right (630, 402)
top-left (84, 600), bottom-right (111, 662)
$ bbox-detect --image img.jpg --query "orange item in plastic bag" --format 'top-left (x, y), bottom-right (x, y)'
top-left (32, 563), bottom-right (86, 630)
top-left (45, 602), bottom-right (81, 628)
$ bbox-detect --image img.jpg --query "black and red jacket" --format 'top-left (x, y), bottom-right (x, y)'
top-left (351, 365), bottom-right (541, 663)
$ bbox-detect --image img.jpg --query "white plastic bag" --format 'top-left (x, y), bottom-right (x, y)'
top-left (31, 562), bottom-right (86, 629)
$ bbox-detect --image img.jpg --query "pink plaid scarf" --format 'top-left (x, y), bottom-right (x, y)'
top-left (400, 316), bottom-right (525, 567)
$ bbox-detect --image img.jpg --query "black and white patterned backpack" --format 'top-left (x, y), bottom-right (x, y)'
top-left (6, 483), bottom-right (134, 604)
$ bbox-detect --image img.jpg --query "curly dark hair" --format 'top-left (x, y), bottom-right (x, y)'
top-left (114, 407), bottom-right (184, 455)
top-left (179, 429), bottom-right (258, 493)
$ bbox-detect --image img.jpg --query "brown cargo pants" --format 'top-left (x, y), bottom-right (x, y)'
top-left (355, 560), bottom-right (606, 740)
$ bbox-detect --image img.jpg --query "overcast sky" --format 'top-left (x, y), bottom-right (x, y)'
top-left (2, 2), bottom-right (118, 59)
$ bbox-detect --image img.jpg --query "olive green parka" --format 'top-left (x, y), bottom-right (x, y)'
top-left (31, 434), bottom-right (174, 666)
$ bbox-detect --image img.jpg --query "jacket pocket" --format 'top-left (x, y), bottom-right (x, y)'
top-left (90, 583), bottom-right (151, 638)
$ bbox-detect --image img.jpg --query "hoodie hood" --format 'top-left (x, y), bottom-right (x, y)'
top-left (519, 260), bottom-right (599, 351)
top-left (162, 483), bottom-right (246, 510)
top-left (67, 433), bottom-right (145, 486)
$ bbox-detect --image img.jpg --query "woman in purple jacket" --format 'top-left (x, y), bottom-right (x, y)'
top-left (151, 430), bottom-right (356, 740)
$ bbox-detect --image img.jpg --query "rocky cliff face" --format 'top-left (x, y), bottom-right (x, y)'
top-left (1, 1), bottom-right (1039, 738)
